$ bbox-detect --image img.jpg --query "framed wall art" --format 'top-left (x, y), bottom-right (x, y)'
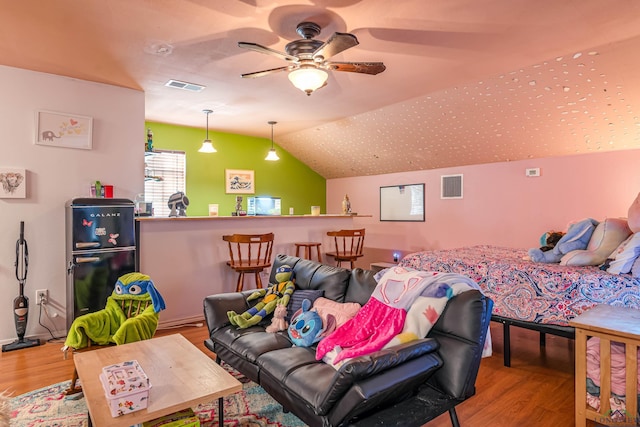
top-left (35, 110), bottom-right (93, 150)
top-left (0, 168), bottom-right (27, 199)
top-left (225, 169), bottom-right (255, 194)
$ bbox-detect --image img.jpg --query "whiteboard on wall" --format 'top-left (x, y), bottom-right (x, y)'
top-left (379, 183), bottom-right (425, 222)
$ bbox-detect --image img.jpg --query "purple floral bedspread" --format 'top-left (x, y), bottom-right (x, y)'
top-left (399, 245), bottom-right (640, 326)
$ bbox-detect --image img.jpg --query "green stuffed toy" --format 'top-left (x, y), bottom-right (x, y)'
top-left (227, 265), bottom-right (295, 329)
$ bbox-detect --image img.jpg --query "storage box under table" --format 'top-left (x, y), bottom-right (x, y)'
top-left (142, 408), bottom-right (200, 427)
top-left (100, 359), bottom-right (150, 417)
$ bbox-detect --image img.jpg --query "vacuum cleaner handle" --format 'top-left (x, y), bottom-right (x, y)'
top-left (19, 220), bottom-right (24, 244)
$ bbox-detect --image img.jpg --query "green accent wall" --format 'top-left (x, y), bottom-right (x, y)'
top-left (145, 121), bottom-right (326, 216)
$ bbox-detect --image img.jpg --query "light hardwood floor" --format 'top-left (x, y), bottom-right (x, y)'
top-left (1, 322), bottom-right (594, 426)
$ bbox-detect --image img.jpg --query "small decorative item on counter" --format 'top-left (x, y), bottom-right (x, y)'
top-left (342, 194), bottom-right (352, 214)
top-left (146, 128), bottom-right (154, 152)
top-left (95, 181), bottom-right (102, 198)
top-left (100, 360), bottom-right (150, 417)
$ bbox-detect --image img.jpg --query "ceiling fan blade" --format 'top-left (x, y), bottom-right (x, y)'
top-left (326, 61), bottom-right (386, 75)
top-left (312, 32), bottom-right (359, 60)
top-left (238, 42), bottom-right (298, 62)
top-left (241, 66), bottom-right (291, 79)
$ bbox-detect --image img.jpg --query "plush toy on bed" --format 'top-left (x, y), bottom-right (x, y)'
top-left (287, 299), bottom-right (336, 347)
top-left (538, 231), bottom-right (565, 252)
top-left (528, 218), bottom-right (599, 263)
top-left (228, 265), bottom-right (295, 329)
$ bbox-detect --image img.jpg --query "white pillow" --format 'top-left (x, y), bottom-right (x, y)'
top-left (607, 233), bottom-right (640, 274)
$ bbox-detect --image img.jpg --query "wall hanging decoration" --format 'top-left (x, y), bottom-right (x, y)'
top-left (0, 168), bottom-right (27, 198)
top-left (225, 169), bottom-right (254, 194)
top-left (35, 110), bottom-right (93, 150)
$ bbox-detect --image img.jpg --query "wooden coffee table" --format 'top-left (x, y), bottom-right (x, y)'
top-left (73, 333), bottom-right (242, 427)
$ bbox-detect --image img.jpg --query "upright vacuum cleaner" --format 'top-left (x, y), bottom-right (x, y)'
top-left (2, 221), bottom-right (41, 352)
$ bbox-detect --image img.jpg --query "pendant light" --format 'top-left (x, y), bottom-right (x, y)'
top-left (265, 121), bottom-right (279, 161)
top-left (198, 109), bottom-right (216, 153)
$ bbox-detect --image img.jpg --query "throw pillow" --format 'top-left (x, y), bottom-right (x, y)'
top-left (607, 233), bottom-right (640, 275)
top-left (312, 297), bottom-right (361, 328)
top-left (286, 289), bottom-right (324, 322)
top-left (561, 218), bottom-right (631, 266)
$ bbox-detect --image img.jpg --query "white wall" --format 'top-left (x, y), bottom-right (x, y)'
top-left (327, 150), bottom-right (640, 266)
top-left (0, 65), bottom-right (144, 343)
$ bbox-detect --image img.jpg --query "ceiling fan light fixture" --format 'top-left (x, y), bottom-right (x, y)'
top-left (288, 68), bottom-right (328, 95)
top-left (265, 120), bottom-right (279, 161)
top-left (198, 109), bottom-right (216, 153)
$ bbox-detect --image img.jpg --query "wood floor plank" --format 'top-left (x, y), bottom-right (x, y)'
top-left (1, 322), bottom-right (596, 426)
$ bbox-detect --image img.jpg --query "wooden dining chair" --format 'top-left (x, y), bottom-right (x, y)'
top-left (222, 233), bottom-right (274, 292)
top-left (325, 229), bottom-right (365, 269)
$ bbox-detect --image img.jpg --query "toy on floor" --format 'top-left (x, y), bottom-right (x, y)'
top-left (228, 265), bottom-right (295, 329)
top-left (63, 272), bottom-right (165, 351)
top-left (287, 298), bottom-right (336, 347)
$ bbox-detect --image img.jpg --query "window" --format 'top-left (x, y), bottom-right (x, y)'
top-left (144, 150), bottom-right (186, 217)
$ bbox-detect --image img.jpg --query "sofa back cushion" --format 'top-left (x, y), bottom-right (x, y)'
top-left (271, 254), bottom-right (350, 302)
top-left (344, 268), bottom-right (378, 305)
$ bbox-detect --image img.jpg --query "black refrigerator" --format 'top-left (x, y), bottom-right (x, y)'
top-left (65, 198), bottom-right (136, 330)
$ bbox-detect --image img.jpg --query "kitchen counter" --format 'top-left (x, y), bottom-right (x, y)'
top-left (135, 214), bottom-right (367, 327)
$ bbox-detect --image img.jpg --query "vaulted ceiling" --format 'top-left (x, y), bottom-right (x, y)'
top-left (2, 0), bottom-right (639, 178)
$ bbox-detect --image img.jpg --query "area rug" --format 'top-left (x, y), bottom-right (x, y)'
top-left (9, 365), bottom-right (307, 427)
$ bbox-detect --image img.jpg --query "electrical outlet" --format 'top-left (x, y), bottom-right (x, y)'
top-left (35, 289), bottom-right (48, 305)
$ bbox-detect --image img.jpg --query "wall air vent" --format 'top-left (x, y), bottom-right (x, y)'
top-left (441, 174), bottom-right (463, 199)
top-left (164, 79), bottom-right (206, 92)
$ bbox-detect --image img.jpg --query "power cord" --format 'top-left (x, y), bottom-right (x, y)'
top-left (38, 300), bottom-right (64, 342)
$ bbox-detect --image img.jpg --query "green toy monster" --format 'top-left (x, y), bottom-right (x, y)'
top-left (227, 265), bottom-right (295, 329)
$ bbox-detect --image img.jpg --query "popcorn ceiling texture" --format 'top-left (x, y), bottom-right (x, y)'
top-left (280, 37), bottom-right (640, 178)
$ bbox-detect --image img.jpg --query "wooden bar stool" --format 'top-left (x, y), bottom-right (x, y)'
top-left (295, 242), bottom-right (322, 262)
top-left (326, 229), bottom-right (365, 269)
top-left (223, 233), bottom-right (274, 292)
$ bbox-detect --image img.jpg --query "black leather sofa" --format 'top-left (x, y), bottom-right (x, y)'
top-left (203, 254), bottom-right (493, 427)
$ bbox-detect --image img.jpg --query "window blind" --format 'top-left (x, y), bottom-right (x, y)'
top-left (144, 150), bottom-right (186, 217)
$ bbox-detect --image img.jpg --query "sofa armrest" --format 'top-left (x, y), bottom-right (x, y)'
top-left (340, 338), bottom-right (439, 380)
top-left (203, 292), bottom-right (250, 334)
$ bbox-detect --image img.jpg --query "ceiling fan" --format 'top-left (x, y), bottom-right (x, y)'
top-left (238, 21), bottom-right (386, 95)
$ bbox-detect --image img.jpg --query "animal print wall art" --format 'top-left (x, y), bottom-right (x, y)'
top-left (0, 168), bottom-right (26, 198)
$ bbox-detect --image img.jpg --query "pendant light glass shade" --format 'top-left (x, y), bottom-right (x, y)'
top-left (265, 121), bottom-right (279, 161)
top-left (198, 109), bottom-right (216, 153)
top-left (288, 67), bottom-right (328, 96)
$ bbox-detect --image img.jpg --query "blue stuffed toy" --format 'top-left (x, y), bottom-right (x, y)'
top-left (287, 299), bottom-right (336, 347)
top-left (528, 218), bottom-right (599, 263)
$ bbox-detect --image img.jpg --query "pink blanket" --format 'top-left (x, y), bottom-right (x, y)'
top-left (587, 337), bottom-right (640, 396)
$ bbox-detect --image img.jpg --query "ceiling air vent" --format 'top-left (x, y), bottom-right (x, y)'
top-left (441, 174), bottom-right (463, 199)
top-left (164, 79), bottom-right (205, 92)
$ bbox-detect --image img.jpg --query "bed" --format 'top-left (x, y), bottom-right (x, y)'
top-left (399, 245), bottom-right (640, 366)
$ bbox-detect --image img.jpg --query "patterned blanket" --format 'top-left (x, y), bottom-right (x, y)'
top-left (400, 245), bottom-right (640, 326)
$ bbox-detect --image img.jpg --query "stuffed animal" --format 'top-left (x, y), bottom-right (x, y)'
top-left (265, 304), bottom-right (288, 333)
top-left (538, 231), bottom-right (565, 252)
top-left (63, 272), bottom-right (165, 351)
top-left (228, 265), bottom-right (295, 329)
top-left (287, 299), bottom-right (336, 347)
top-left (529, 218), bottom-right (599, 263)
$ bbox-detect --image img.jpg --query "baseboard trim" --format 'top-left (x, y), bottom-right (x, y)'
top-left (157, 315), bottom-right (206, 330)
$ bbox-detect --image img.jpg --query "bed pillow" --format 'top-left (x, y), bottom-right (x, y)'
top-left (312, 297), bottom-right (361, 328)
top-left (628, 192), bottom-right (640, 233)
top-left (607, 233), bottom-right (640, 275)
top-left (632, 256), bottom-right (640, 278)
top-left (561, 218), bottom-right (631, 266)
top-left (286, 289), bottom-right (324, 322)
